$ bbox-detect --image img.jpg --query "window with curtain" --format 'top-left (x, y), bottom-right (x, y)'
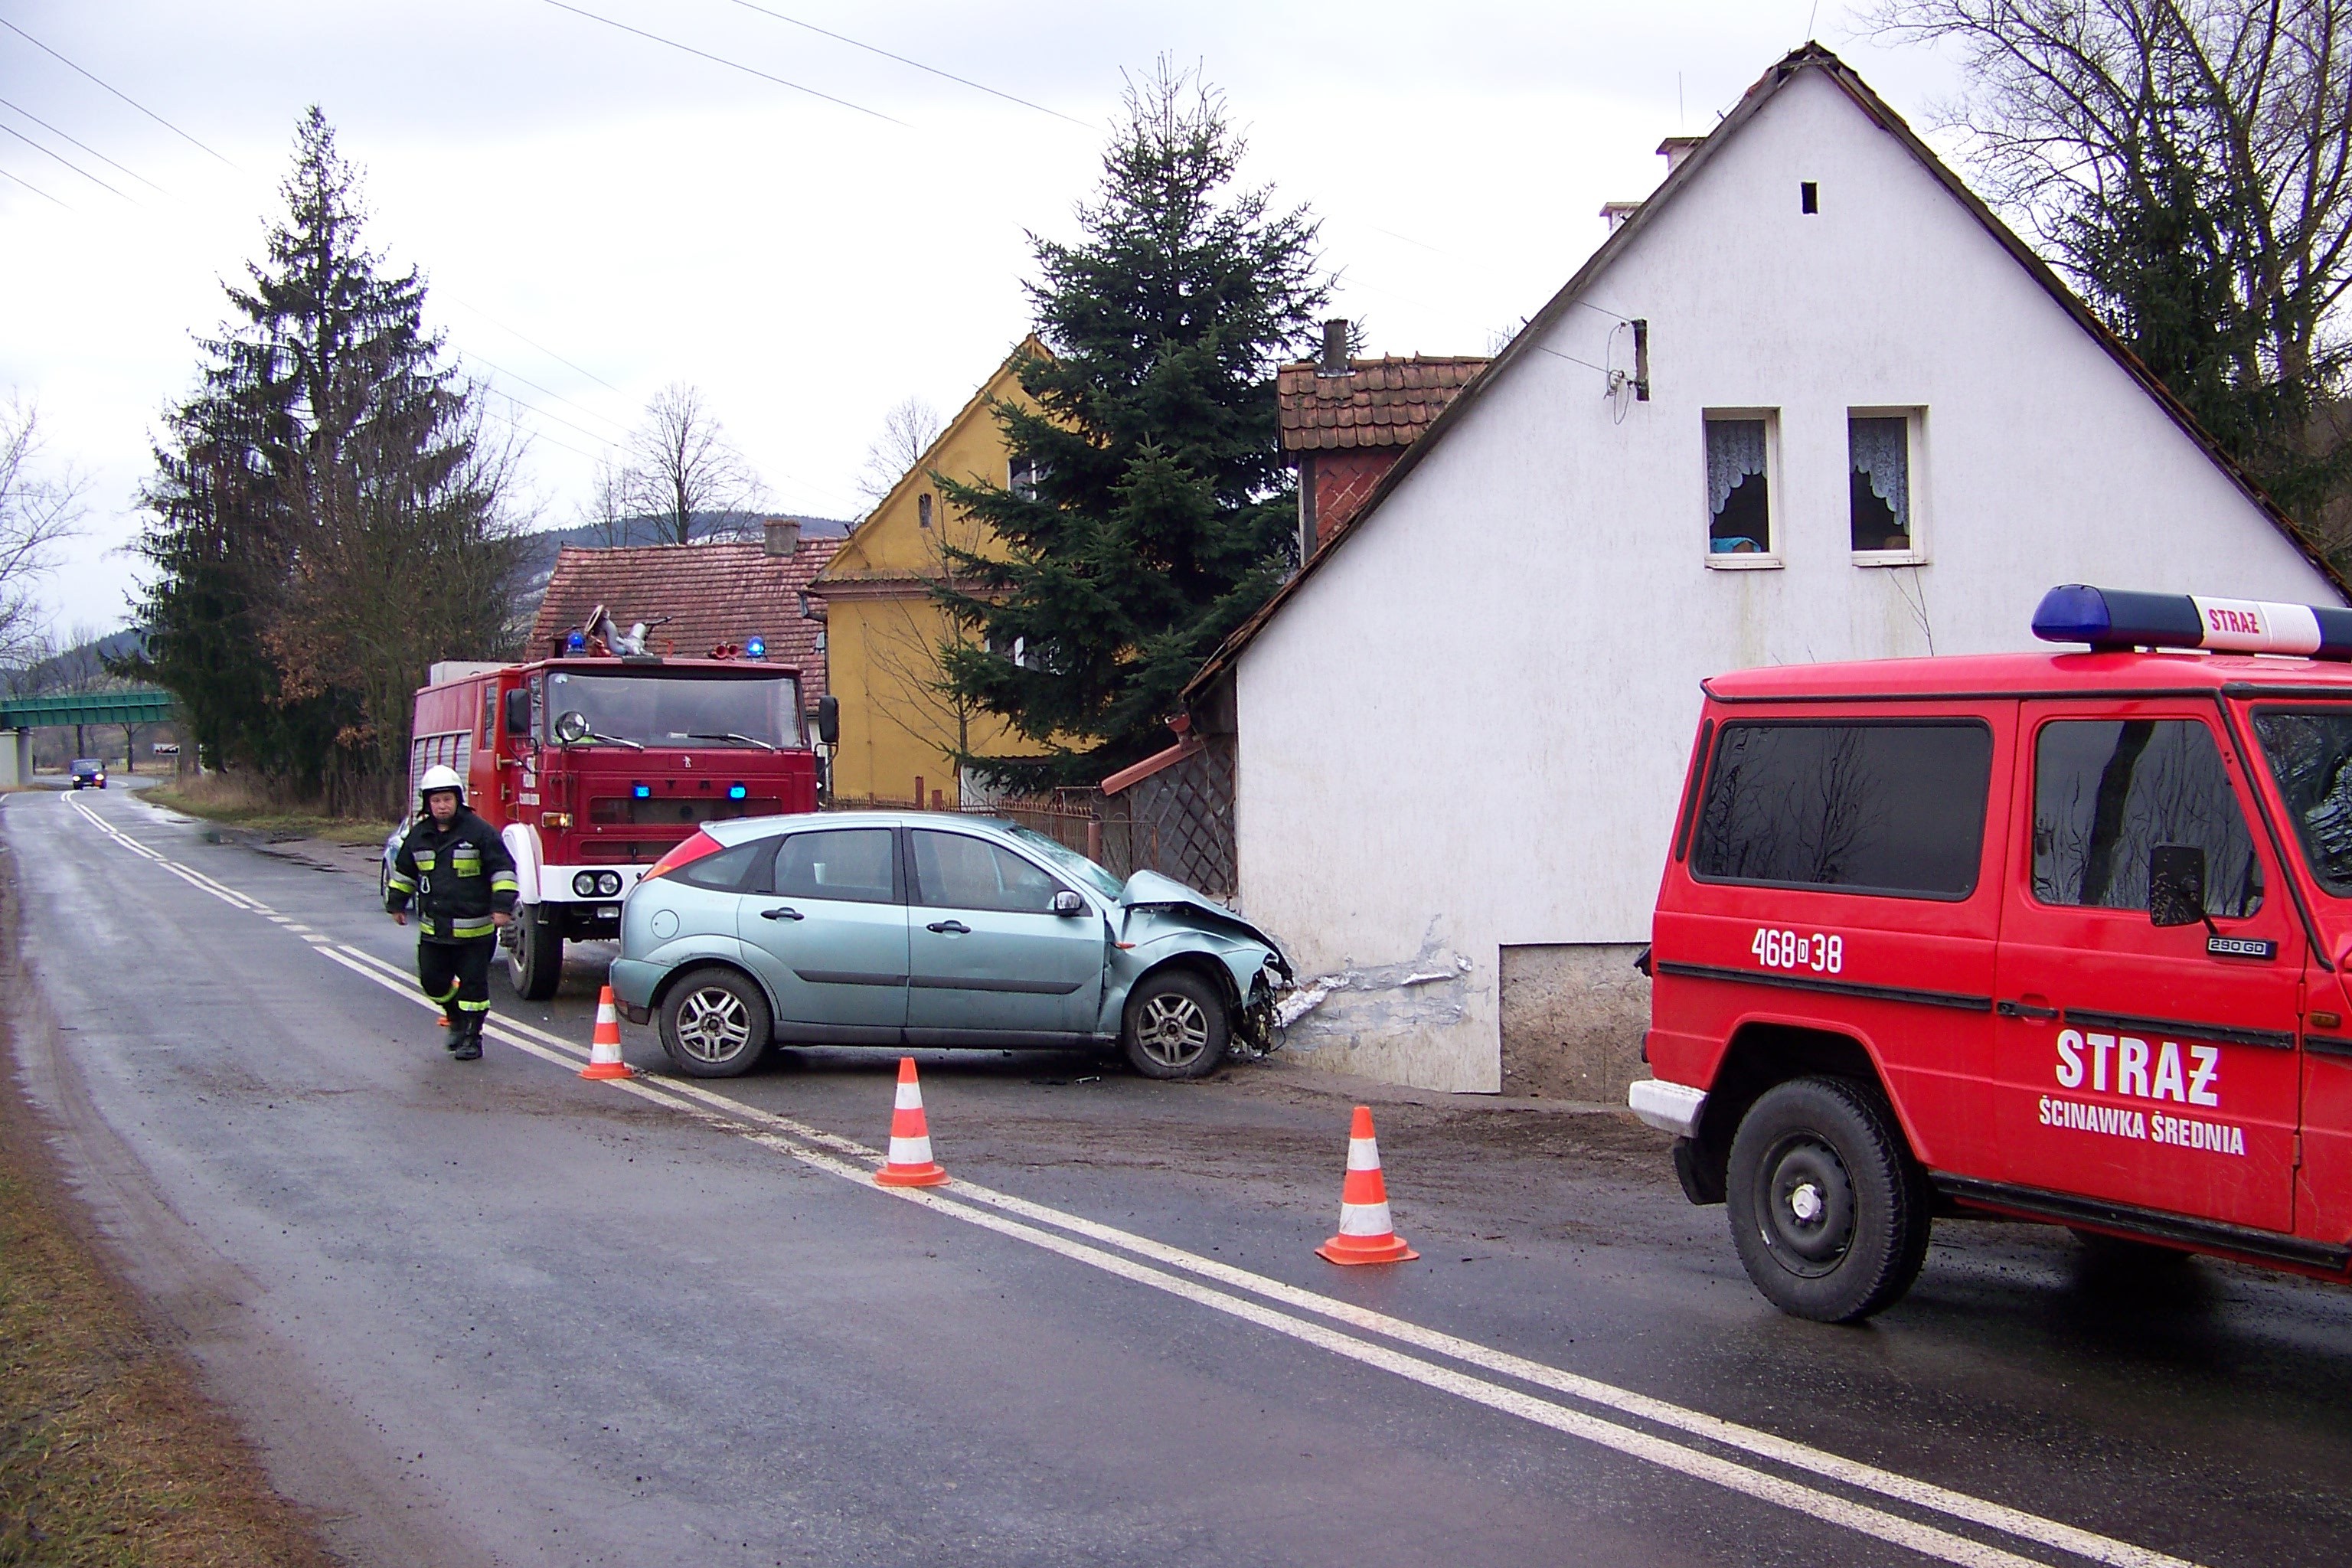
top-left (1849, 414), bottom-right (1912, 552)
top-left (1706, 417), bottom-right (1771, 555)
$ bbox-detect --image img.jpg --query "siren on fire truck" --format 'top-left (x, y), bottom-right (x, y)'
top-left (2033, 583), bottom-right (2352, 659)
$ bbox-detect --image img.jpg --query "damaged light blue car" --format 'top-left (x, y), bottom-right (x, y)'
top-left (606, 812), bottom-right (1295, 1080)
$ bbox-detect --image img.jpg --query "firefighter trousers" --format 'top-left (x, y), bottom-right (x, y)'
top-left (416, 936), bottom-right (495, 1028)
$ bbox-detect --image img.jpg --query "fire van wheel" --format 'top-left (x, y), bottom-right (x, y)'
top-left (659, 968), bottom-right (772, 1079)
top-left (1726, 1076), bottom-right (1930, 1324)
top-left (1121, 970), bottom-right (1230, 1080)
top-left (505, 904), bottom-right (562, 1001)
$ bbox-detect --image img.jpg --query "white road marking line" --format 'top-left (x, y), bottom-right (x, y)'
top-left (70, 818), bottom-right (2207, 1568)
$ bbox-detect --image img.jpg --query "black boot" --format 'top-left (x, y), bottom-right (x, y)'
top-left (443, 1008), bottom-right (469, 1054)
top-left (453, 1011), bottom-right (484, 1060)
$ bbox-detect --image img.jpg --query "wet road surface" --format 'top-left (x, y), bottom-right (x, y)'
top-left (10, 784), bottom-right (2352, 1566)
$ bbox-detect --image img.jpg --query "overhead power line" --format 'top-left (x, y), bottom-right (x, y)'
top-left (0, 16), bottom-right (234, 167)
top-left (459, 358), bottom-right (619, 449)
top-left (0, 95), bottom-right (167, 193)
top-left (725, 1), bottom-right (1094, 129)
top-left (540, 0), bottom-right (908, 127)
top-left (447, 296), bottom-right (629, 397)
top-left (0, 159), bottom-right (66, 207)
top-left (0, 118), bottom-right (129, 200)
top-left (456, 348), bottom-right (628, 435)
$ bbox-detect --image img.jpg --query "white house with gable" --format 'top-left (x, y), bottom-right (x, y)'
top-left (1184, 44), bottom-right (2349, 1096)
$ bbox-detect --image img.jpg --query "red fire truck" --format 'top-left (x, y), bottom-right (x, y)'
top-left (1637, 584), bottom-right (2352, 1321)
top-left (400, 648), bottom-right (834, 998)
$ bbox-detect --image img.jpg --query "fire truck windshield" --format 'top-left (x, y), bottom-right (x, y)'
top-left (2253, 706), bottom-right (2352, 895)
top-left (545, 670), bottom-right (802, 751)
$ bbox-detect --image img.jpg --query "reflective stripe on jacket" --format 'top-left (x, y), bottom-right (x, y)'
top-left (387, 806), bottom-right (519, 942)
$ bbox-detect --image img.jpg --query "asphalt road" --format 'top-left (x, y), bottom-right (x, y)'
top-left (12, 784), bottom-right (2352, 1567)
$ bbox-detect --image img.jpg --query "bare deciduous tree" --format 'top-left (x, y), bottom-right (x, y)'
top-left (855, 396), bottom-right (944, 509)
top-left (0, 397), bottom-right (85, 668)
top-left (617, 383), bottom-right (766, 545)
top-left (1867, 1), bottom-right (2352, 531)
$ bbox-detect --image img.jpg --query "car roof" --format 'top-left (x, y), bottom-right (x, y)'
top-left (1704, 649), bottom-right (2352, 704)
top-left (701, 810), bottom-right (1021, 844)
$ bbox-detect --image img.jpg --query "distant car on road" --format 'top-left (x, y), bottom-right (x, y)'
top-left (68, 758), bottom-right (106, 789)
top-left (609, 812), bottom-right (1292, 1080)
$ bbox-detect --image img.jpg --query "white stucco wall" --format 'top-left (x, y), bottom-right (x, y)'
top-left (1234, 68), bottom-right (2344, 1093)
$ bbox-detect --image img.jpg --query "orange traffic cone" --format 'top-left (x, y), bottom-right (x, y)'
top-left (580, 985), bottom-right (635, 1080)
top-left (874, 1057), bottom-right (949, 1187)
top-left (1316, 1106), bottom-right (1418, 1265)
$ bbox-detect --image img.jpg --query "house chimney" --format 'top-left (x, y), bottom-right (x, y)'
top-left (1657, 136), bottom-right (1703, 175)
top-left (1319, 318), bottom-right (1350, 377)
top-left (763, 517), bottom-right (801, 557)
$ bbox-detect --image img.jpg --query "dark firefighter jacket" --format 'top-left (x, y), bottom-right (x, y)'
top-left (386, 806), bottom-right (521, 942)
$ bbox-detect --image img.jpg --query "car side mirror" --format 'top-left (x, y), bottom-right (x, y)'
top-left (1052, 889), bottom-right (1086, 916)
top-left (816, 694), bottom-right (840, 746)
top-left (2148, 844), bottom-right (2208, 929)
top-left (504, 688), bottom-right (531, 737)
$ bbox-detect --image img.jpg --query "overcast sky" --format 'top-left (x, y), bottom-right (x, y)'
top-left (0, 1), bottom-right (1962, 641)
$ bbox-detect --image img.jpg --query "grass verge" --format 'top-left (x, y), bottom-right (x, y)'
top-left (142, 781), bottom-right (394, 848)
top-left (1, 889), bottom-right (338, 1565)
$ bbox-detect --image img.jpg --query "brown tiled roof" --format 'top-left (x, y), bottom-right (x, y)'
top-left (1277, 356), bottom-right (1490, 452)
top-left (528, 538), bottom-right (844, 708)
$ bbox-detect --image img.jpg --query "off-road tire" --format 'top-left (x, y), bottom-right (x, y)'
top-left (1726, 1076), bottom-right (1930, 1322)
top-left (660, 966), bottom-right (773, 1079)
top-left (1120, 969), bottom-right (1230, 1080)
top-left (505, 903), bottom-right (562, 1001)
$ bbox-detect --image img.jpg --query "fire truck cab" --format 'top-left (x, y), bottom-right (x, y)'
top-left (1637, 585), bottom-right (2352, 1321)
top-left (406, 652), bottom-right (822, 999)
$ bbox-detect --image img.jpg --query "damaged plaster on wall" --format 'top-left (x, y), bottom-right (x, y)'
top-left (1276, 921), bottom-right (1478, 1054)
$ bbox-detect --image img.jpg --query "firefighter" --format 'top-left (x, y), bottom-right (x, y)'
top-left (384, 764), bottom-right (519, 1060)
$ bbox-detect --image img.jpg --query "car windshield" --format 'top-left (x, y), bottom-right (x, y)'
top-left (2252, 706), bottom-right (2352, 895)
top-left (1004, 824), bottom-right (1123, 900)
top-left (545, 671), bottom-right (800, 749)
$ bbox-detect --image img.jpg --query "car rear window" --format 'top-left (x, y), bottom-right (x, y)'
top-left (1691, 720), bottom-right (1993, 899)
top-left (771, 828), bottom-right (897, 904)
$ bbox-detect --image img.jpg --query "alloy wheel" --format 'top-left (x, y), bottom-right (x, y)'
top-left (675, 986), bottom-right (752, 1064)
top-left (1135, 992), bottom-right (1211, 1069)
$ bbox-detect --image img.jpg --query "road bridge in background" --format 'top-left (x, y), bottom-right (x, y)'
top-left (0, 686), bottom-right (178, 785)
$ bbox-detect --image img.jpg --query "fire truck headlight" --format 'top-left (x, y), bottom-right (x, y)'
top-left (596, 872), bottom-right (623, 896)
top-left (573, 871), bottom-right (599, 897)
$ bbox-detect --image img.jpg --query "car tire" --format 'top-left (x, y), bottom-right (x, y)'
top-left (1726, 1076), bottom-right (1930, 1323)
top-left (1121, 969), bottom-right (1230, 1080)
top-left (505, 903), bottom-right (562, 1001)
top-left (660, 966), bottom-right (772, 1078)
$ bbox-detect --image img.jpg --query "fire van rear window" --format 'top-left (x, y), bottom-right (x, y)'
top-left (1691, 721), bottom-right (1993, 898)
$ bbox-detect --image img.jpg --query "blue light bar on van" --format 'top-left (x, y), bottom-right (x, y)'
top-left (2032, 584), bottom-right (2352, 660)
top-left (633, 782), bottom-right (652, 799)
top-left (728, 783), bottom-right (747, 799)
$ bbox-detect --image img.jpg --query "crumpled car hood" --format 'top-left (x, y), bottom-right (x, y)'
top-left (1117, 870), bottom-right (1292, 976)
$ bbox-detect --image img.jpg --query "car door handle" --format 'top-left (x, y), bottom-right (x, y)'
top-left (1996, 999), bottom-right (2060, 1021)
top-left (926, 920), bottom-right (970, 935)
top-left (761, 906), bottom-right (805, 922)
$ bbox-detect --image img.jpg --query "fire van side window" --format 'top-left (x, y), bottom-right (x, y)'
top-left (2032, 720), bottom-right (2262, 916)
top-left (2251, 708), bottom-right (2352, 895)
top-left (1690, 721), bottom-right (1993, 897)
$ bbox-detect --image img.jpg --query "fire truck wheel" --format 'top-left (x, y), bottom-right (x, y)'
top-left (1121, 969), bottom-right (1230, 1080)
top-left (1726, 1076), bottom-right (1929, 1323)
top-left (659, 967), bottom-right (772, 1078)
top-left (505, 904), bottom-right (562, 1001)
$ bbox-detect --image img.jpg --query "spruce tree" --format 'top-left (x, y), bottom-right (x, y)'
top-left (933, 62), bottom-right (1329, 788)
top-left (137, 108), bottom-right (520, 808)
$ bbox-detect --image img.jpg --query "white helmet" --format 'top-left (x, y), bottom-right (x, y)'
top-left (418, 764), bottom-right (465, 805)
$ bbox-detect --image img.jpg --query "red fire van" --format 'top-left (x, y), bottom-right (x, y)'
top-left (1635, 585), bottom-right (2352, 1320)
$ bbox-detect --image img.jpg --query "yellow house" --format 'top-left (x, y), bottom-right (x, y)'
top-left (814, 338), bottom-right (1054, 806)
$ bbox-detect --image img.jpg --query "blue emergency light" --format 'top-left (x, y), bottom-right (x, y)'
top-left (746, 635), bottom-right (766, 659)
top-left (728, 783), bottom-right (747, 799)
top-left (567, 630), bottom-right (586, 652)
top-left (633, 782), bottom-right (652, 799)
top-left (2033, 584), bottom-right (2352, 660)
